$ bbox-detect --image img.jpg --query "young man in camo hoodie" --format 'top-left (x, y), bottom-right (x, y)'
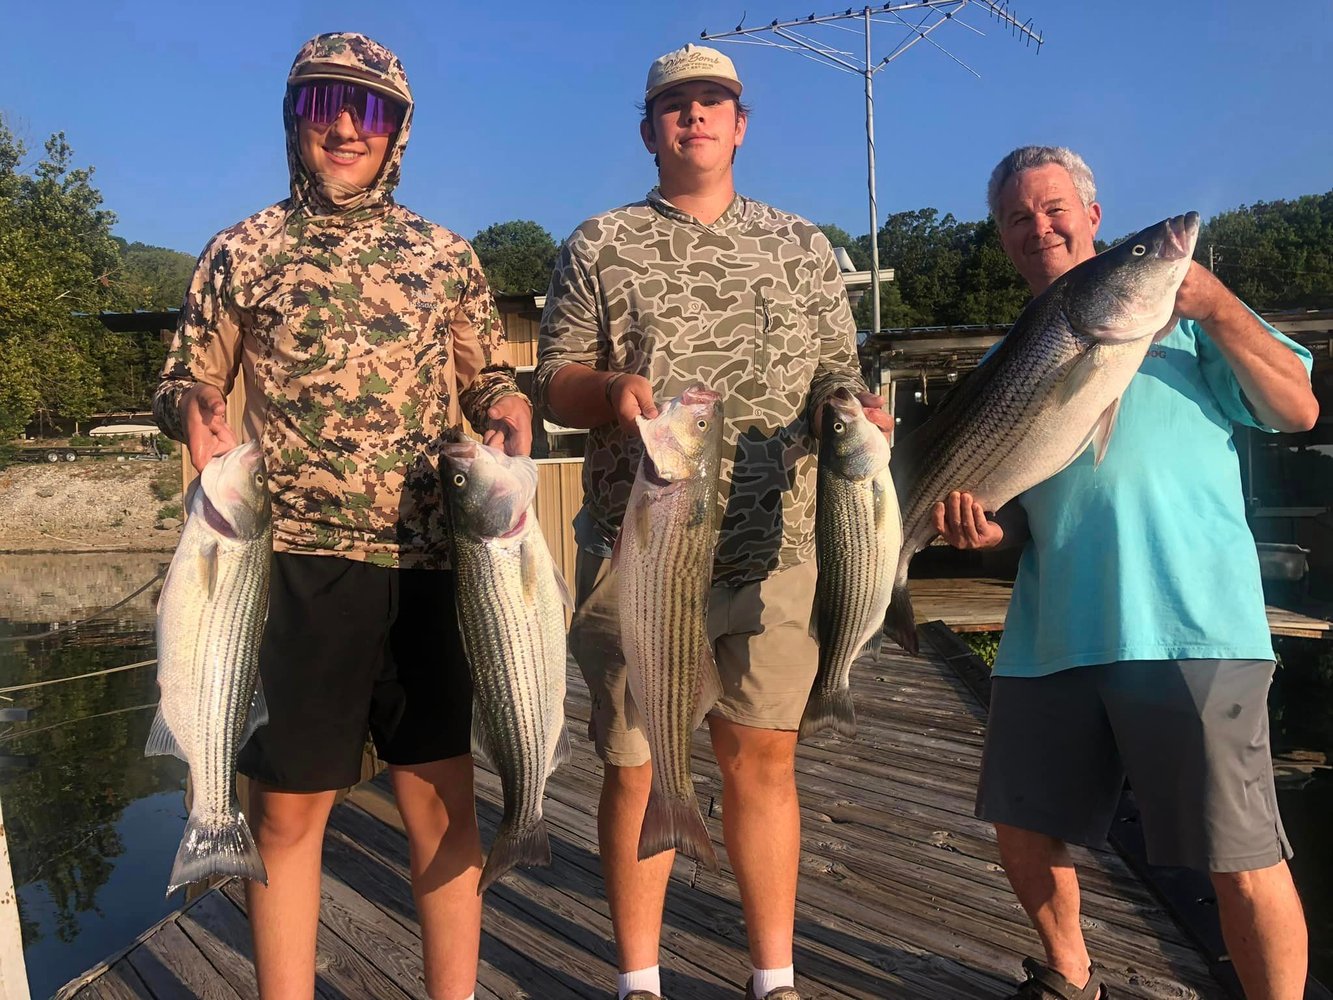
top-left (535, 44), bottom-right (891, 1000)
top-left (153, 32), bottom-right (529, 1000)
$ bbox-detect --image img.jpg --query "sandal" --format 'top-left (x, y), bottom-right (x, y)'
top-left (1008, 958), bottom-right (1108, 999)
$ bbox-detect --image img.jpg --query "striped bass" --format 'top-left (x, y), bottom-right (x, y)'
top-left (802, 389), bottom-right (901, 739)
top-left (441, 440), bottom-right (570, 893)
top-left (618, 384), bottom-right (724, 869)
top-left (886, 213), bottom-right (1200, 654)
top-left (148, 440), bottom-right (271, 896)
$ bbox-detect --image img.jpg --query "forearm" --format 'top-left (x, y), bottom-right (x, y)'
top-left (1199, 297), bottom-right (1317, 432)
top-left (545, 363), bottom-right (621, 429)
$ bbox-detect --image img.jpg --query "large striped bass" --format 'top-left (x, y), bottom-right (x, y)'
top-left (618, 384), bottom-right (724, 869)
top-left (802, 389), bottom-right (900, 739)
top-left (149, 440), bottom-right (271, 896)
top-left (886, 213), bottom-right (1200, 654)
top-left (441, 440), bottom-right (570, 893)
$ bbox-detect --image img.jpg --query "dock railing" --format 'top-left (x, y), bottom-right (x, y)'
top-left (0, 787), bottom-right (32, 1000)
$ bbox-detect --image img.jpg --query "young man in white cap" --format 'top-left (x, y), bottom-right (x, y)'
top-left (535, 43), bottom-right (890, 1000)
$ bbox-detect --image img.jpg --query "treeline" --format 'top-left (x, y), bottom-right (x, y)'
top-left (0, 113), bottom-right (195, 439)
top-left (3, 105), bottom-right (1329, 441)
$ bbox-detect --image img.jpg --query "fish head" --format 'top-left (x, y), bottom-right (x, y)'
top-left (1061, 212), bottom-right (1200, 344)
top-left (636, 383), bottom-right (724, 485)
top-left (197, 441), bottom-right (271, 542)
top-left (820, 388), bottom-right (890, 480)
top-left (439, 439), bottom-right (538, 540)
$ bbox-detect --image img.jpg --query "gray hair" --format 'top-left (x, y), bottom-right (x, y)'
top-left (986, 145), bottom-right (1097, 220)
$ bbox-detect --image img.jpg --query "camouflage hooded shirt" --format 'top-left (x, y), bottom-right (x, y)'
top-left (534, 189), bottom-right (866, 584)
top-left (154, 33), bottom-right (521, 569)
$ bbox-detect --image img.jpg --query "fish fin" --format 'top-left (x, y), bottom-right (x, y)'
top-left (884, 570), bottom-right (919, 656)
top-left (144, 706), bottom-right (186, 761)
top-left (165, 801), bottom-right (267, 897)
top-left (609, 524), bottom-right (624, 572)
top-left (479, 819), bottom-right (552, 894)
top-left (1055, 349), bottom-right (1101, 407)
top-left (639, 790), bottom-right (719, 871)
top-left (551, 564), bottom-right (574, 611)
top-left (239, 677), bottom-right (269, 749)
top-left (471, 703), bottom-right (494, 768)
top-left (520, 535), bottom-right (541, 606)
top-left (799, 687), bottom-right (858, 740)
top-left (1091, 397), bottom-right (1122, 467)
top-left (634, 494), bottom-right (653, 551)
top-left (548, 723), bottom-right (571, 775)
top-left (690, 644), bottom-right (723, 733)
top-left (808, 587), bottom-right (821, 641)
top-left (197, 540), bottom-right (219, 601)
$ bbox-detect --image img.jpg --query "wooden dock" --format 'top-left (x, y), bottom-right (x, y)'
top-left (57, 628), bottom-right (1228, 1000)
top-left (910, 575), bottom-right (1332, 639)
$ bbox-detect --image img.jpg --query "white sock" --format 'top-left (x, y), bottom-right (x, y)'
top-left (751, 965), bottom-right (795, 997)
top-left (618, 966), bottom-right (661, 999)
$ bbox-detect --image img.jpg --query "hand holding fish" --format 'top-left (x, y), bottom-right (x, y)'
top-left (1171, 260), bottom-right (1232, 326)
top-left (607, 372), bottom-right (659, 435)
top-left (180, 382), bottom-right (237, 473)
top-left (484, 394), bottom-right (535, 456)
top-left (933, 491), bottom-right (1005, 550)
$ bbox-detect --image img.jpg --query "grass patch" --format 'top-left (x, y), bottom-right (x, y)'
top-left (156, 502), bottom-right (183, 522)
top-left (149, 462), bottom-right (181, 502)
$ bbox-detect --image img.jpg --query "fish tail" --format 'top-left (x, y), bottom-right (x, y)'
top-left (639, 789), bottom-right (719, 871)
top-left (884, 576), bottom-right (919, 655)
top-left (479, 819), bottom-right (552, 893)
top-left (799, 687), bottom-right (858, 740)
top-left (165, 804), bottom-right (267, 897)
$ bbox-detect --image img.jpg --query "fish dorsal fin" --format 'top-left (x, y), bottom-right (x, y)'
top-left (551, 563), bottom-right (574, 611)
top-left (239, 677), bottom-right (269, 749)
top-left (1091, 397), bottom-right (1122, 467)
top-left (548, 724), bottom-right (571, 776)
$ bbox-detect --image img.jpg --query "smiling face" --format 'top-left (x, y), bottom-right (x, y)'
top-left (997, 162), bottom-right (1103, 295)
top-left (297, 110), bottom-right (392, 190)
top-left (640, 80), bottom-right (746, 184)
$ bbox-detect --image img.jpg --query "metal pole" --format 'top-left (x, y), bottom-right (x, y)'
top-left (0, 790), bottom-right (32, 1000)
top-left (865, 6), bottom-right (882, 337)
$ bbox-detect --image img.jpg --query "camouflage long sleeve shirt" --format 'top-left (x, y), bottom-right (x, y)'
top-left (534, 188), bottom-right (865, 584)
top-left (154, 205), bottom-right (520, 569)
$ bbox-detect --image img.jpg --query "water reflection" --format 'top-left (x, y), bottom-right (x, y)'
top-left (0, 553), bottom-right (187, 999)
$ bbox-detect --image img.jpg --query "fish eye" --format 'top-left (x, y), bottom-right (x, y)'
top-left (253, 473), bottom-right (263, 487)
top-left (452, 473), bottom-right (466, 487)
top-left (1131, 244), bottom-right (1147, 256)
top-left (696, 419), bottom-right (708, 430)
top-left (832, 421), bottom-right (845, 434)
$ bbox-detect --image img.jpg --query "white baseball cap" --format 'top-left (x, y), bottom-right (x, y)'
top-left (645, 44), bottom-right (743, 104)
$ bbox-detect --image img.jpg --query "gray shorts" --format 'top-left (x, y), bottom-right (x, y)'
top-left (568, 549), bottom-right (819, 767)
top-left (975, 659), bottom-right (1293, 873)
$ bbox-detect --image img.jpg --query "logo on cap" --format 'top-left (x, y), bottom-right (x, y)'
top-left (645, 44), bottom-right (743, 103)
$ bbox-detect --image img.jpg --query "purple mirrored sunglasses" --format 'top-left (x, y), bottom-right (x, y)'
top-left (292, 81), bottom-right (405, 136)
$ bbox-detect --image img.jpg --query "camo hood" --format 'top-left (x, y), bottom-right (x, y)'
top-left (284, 32), bottom-right (413, 215)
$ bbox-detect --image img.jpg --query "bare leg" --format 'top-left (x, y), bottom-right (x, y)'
top-left (710, 717), bottom-right (799, 970)
top-left (993, 823), bottom-right (1092, 989)
top-left (391, 756), bottom-right (484, 1000)
top-left (246, 784), bottom-right (338, 999)
top-left (600, 761), bottom-right (676, 972)
top-left (1211, 861), bottom-right (1307, 1000)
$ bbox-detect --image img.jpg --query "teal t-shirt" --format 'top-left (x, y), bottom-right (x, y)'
top-left (993, 316), bottom-right (1313, 677)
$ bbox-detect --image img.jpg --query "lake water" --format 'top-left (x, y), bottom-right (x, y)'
top-left (0, 553), bottom-right (187, 999)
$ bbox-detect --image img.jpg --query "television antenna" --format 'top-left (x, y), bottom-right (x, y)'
top-left (702, 2), bottom-right (1043, 337)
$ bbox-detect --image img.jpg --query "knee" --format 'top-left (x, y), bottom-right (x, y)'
top-left (1210, 862), bottom-right (1291, 904)
top-left (603, 760), bottom-right (653, 799)
top-left (715, 733), bottom-right (797, 791)
top-left (251, 792), bottom-right (333, 850)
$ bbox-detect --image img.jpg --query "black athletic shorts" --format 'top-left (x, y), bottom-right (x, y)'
top-left (238, 552), bottom-right (472, 792)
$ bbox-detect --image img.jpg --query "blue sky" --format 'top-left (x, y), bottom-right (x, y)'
top-left (2, 0), bottom-right (1329, 256)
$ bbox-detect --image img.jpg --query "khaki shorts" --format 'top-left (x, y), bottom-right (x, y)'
top-left (569, 550), bottom-right (819, 767)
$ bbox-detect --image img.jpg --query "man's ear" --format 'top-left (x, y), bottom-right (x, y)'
top-left (734, 108), bottom-right (747, 148)
top-left (1088, 201), bottom-right (1102, 237)
top-left (640, 118), bottom-right (657, 155)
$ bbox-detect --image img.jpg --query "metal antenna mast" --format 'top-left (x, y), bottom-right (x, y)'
top-left (702, 2), bottom-right (1043, 337)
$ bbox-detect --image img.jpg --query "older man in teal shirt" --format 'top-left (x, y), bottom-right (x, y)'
top-left (937, 146), bottom-right (1317, 1000)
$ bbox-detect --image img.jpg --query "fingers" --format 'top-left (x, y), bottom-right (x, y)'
top-left (482, 428), bottom-right (504, 450)
top-left (933, 492), bottom-right (995, 549)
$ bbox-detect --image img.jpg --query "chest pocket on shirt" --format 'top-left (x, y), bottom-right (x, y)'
top-left (752, 288), bottom-right (814, 396)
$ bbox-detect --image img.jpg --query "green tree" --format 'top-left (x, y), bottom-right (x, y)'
top-left (817, 223), bottom-right (870, 271)
top-left (1200, 192), bottom-right (1333, 310)
top-left (472, 220), bottom-right (559, 294)
top-left (114, 239), bottom-right (196, 310)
